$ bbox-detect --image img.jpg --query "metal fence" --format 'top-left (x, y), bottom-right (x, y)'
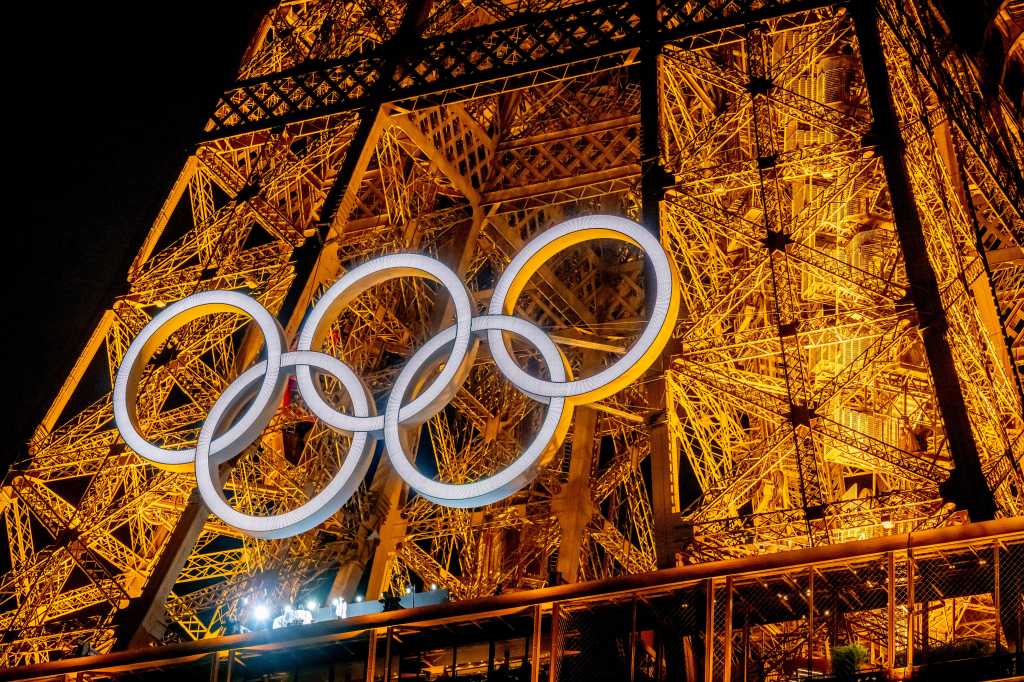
top-left (4, 521), bottom-right (1023, 682)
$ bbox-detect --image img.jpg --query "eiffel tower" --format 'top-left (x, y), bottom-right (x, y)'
top-left (1, 0), bottom-right (1021, 668)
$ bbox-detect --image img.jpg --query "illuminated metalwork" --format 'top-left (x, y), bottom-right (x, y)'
top-left (0, 0), bottom-right (1021, 671)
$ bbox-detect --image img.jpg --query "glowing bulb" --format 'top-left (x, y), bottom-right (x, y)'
top-left (356, 595), bottom-right (363, 603)
top-left (406, 586), bottom-right (413, 594)
top-left (430, 583), bottom-right (437, 591)
top-left (306, 599), bottom-right (317, 610)
top-left (253, 604), bottom-right (270, 621)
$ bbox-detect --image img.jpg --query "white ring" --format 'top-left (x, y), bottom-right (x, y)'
top-left (295, 254), bottom-right (477, 432)
top-left (383, 315), bottom-right (571, 508)
top-left (193, 351), bottom-right (375, 539)
top-left (487, 215), bottom-right (676, 402)
top-left (112, 215), bottom-right (679, 536)
top-left (112, 291), bottom-right (286, 471)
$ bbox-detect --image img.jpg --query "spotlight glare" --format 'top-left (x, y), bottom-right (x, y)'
top-left (356, 595), bottom-right (363, 603)
top-left (306, 599), bottom-right (317, 611)
top-left (253, 604), bottom-right (270, 621)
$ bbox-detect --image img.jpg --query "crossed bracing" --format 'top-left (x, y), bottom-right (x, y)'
top-left (1, 0), bottom-right (1023, 665)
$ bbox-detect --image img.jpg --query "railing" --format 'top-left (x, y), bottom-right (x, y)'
top-left (3, 518), bottom-right (1022, 681)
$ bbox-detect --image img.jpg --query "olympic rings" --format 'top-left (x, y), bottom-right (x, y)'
top-left (488, 215), bottom-right (678, 403)
top-left (295, 253), bottom-right (477, 433)
top-left (194, 351), bottom-right (375, 538)
top-left (113, 215), bottom-right (679, 537)
top-left (113, 290), bottom-right (288, 472)
top-left (384, 315), bottom-right (573, 508)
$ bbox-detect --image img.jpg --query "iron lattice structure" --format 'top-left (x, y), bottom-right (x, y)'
top-left (1, 0), bottom-right (1022, 668)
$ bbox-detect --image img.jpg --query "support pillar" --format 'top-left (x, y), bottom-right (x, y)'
top-left (851, 0), bottom-right (996, 520)
top-left (548, 603), bottom-right (561, 682)
top-left (111, 491), bottom-right (207, 649)
top-left (704, 579), bottom-right (716, 682)
top-left (994, 541), bottom-right (1002, 650)
top-left (530, 604), bottom-right (543, 682)
top-left (723, 577), bottom-right (734, 682)
top-left (807, 568), bottom-right (815, 674)
top-left (553, 391), bottom-right (598, 583)
top-left (639, 0), bottom-right (684, 568)
top-left (906, 550), bottom-right (916, 672)
top-left (887, 551), bottom-right (895, 671)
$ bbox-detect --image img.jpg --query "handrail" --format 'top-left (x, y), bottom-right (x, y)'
top-left (4, 517), bottom-right (1023, 681)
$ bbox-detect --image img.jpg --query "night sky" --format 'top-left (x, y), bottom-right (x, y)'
top-left (4, 3), bottom-right (269, 471)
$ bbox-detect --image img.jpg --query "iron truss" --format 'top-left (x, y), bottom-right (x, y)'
top-left (1, 0), bottom-right (1021, 668)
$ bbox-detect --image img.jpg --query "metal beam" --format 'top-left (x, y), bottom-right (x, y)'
top-left (851, 0), bottom-right (996, 520)
top-left (200, 0), bottom-right (841, 141)
top-left (8, 518), bottom-right (1024, 682)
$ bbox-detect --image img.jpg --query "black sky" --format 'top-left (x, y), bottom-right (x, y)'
top-left (5, 3), bottom-right (269, 470)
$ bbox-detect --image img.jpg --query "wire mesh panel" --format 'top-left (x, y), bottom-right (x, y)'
top-left (998, 538), bottom-right (1024, 664)
top-left (551, 597), bottom-right (635, 682)
top-left (728, 569), bottom-right (810, 681)
top-left (633, 585), bottom-right (704, 682)
top-left (913, 542), bottom-right (996, 663)
top-left (904, 538), bottom-right (1022, 679)
top-left (383, 611), bottom-right (535, 681)
top-left (711, 580), bottom-right (730, 681)
top-left (811, 555), bottom-right (889, 677)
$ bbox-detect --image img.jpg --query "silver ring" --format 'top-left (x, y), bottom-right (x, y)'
top-left (113, 215), bottom-right (678, 537)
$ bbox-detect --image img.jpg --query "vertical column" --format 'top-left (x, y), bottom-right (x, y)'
top-left (548, 603), bottom-right (561, 682)
top-left (807, 568), bottom-right (815, 674)
top-left (554, 392), bottom-right (598, 583)
top-left (366, 629), bottom-right (378, 682)
top-left (906, 550), bottom-right (916, 672)
top-left (384, 626), bottom-right (395, 682)
top-left (723, 578), bottom-right (734, 682)
top-left (704, 579), bottom-right (716, 682)
top-left (887, 551), bottom-right (895, 671)
top-left (742, 607), bottom-right (751, 682)
top-left (530, 604), bottom-right (543, 682)
top-left (849, 0), bottom-right (995, 520)
top-left (994, 541), bottom-right (1002, 651)
top-left (629, 596), bottom-right (638, 682)
top-left (639, 0), bottom-right (683, 569)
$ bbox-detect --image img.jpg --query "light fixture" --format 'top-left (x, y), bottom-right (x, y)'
top-left (405, 586), bottom-right (413, 594)
top-left (306, 599), bottom-right (317, 610)
top-left (430, 583), bottom-right (437, 591)
top-left (253, 604), bottom-right (270, 621)
top-left (356, 595), bottom-right (363, 603)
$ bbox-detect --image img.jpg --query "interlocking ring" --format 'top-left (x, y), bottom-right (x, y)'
top-left (113, 215), bottom-right (679, 538)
